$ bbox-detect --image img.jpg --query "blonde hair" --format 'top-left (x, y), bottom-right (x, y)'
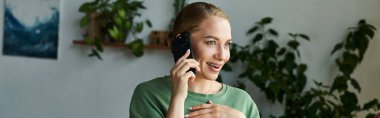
top-left (168, 2), bottom-right (230, 45)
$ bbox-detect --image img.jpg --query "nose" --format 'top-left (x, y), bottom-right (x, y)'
top-left (214, 45), bottom-right (229, 61)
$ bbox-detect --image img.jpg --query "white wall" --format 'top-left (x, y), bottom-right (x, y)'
top-left (0, 0), bottom-right (379, 118)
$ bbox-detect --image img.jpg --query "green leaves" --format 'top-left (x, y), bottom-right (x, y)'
top-left (135, 22), bottom-right (144, 33)
top-left (252, 33), bottom-right (263, 44)
top-left (331, 42), bottom-right (343, 55)
top-left (125, 20), bottom-right (132, 31)
top-left (88, 48), bottom-right (102, 60)
top-left (117, 9), bottom-right (126, 18)
top-left (297, 64), bottom-right (307, 73)
top-left (130, 1), bottom-right (146, 9)
top-left (78, 0), bottom-right (151, 60)
top-left (108, 26), bottom-right (122, 40)
top-left (80, 15), bottom-right (90, 28)
top-left (79, 2), bottom-right (97, 13)
top-left (287, 40), bottom-right (300, 49)
top-left (114, 15), bottom-right (123, 26)
top-left (329, 19), bottom-right (378, 117)
top-left (340, 91), bottom-right (358, 113)
top-left (223, 17), bottom-right (378, 118)
top-left (338, 52), bottom-right (359, 76)
top-left (288, 33), bottom-right (310, 42)
top-left (128, 39), bottom-right (144, 57)
top-left (260, 17), bottom-right (273, 25)
top-left (94, 38), bottom-right (103, 52)
top-left (145, 20), bottom-right (152, 28)
top-left (298, 34), bottom-right (310, 41)
top-left (227, 16), bottom-right (315, 117)
top-left (277, 48), bottom-right (286, 56)
top-left (350, 79), bottom-right (361, 92)
top-left (247, 26), bottom-right (258, 35)
top-left (331, 76), bottom-right (348, 93)
top-left (268, 29), bottom-right (278, 36)
top-left (363, 99), bottom-right (378, 110)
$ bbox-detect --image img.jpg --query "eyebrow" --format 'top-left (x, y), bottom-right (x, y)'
top-left (203, 35), bottom-right (232, 42)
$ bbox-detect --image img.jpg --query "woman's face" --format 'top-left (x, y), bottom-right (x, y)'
top-left (191, 16), bottom-right (232, 81)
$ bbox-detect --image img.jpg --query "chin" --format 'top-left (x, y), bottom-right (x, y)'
top-left (203, 73), bottom-right (219, 81)
top-left (197, 66), bottom-right (221, 81)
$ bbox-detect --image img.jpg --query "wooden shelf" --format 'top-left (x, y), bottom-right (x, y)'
top-left (72, 40), bottom-right (169, 50)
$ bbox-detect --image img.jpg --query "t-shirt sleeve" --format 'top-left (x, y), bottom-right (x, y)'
top-left (244, 91), bottom-right (260, 118)
top-left (129, 84), bottom-right (165, 118)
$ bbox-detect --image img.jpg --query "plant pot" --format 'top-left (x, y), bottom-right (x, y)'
top-left (149, 30), bottom-right (169, 46)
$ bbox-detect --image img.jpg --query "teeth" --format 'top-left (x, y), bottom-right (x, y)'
top-left (209, 63), bottom-right (218, 68)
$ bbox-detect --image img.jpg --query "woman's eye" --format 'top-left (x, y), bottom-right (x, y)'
top-left (206, 41), bottom-right (216, 45)
top-left (225, 42), bottom-right (231, 47)
top-left (225, 42), bottom-right (232, 48)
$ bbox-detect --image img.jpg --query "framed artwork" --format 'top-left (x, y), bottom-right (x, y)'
top-left (3, 0), bottom-right (60, 59)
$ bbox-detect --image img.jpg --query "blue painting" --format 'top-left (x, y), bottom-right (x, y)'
top-left (3, 0), bottom-right (60, 59)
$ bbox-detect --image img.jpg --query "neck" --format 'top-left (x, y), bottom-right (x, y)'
top-left (188, 77), bottom-right (221, 94)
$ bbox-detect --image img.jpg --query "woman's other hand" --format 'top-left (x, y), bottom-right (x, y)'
top-left (169, 49), bottom-right (201, 100)
top-left (185, 100), bottom-right (246, 118)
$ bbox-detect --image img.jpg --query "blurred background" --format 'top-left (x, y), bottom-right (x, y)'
top-left (0, 0), bottom-right (379, 118)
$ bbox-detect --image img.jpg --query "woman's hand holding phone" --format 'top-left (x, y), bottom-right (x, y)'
top-left (167, 50), bottom-right (200, 118)
top-left (169, 49), bottom-right (200, 100)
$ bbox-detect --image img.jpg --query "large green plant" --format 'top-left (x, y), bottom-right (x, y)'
top-left (328, 19), bottom-right (380, 117)
top-left (79, 0), bottom-right (152, 60)
top-left (223, 17), bottom-right (310, 117)
top-left (222, 17), bottom-right (380, 117)
top-left (292, 19), bottom-right (380, 118)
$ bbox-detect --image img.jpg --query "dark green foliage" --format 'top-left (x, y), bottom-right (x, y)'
top-left (222, 17), bottom-right (380, 117)
top-left (128, 39), bottom-right (144, 57)
top-left (227, 17), bottom-right (311, 116)
top-left (328, 19), bottom-right (380, 117)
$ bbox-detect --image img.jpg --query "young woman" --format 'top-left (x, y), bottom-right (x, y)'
top-left (130, 2), bottom-right (260, 118)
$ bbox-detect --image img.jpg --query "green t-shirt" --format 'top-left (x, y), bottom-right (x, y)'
top-left (129, 76), bottom-right (260, 118)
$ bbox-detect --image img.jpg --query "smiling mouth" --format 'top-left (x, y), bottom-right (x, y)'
top-left (206, 62), bottom-right (222, 72)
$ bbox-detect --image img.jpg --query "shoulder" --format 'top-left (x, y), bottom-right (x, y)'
top-left (224, 84), bottom-right (251, 98)
top-left (223, 84), bottom-right (261, 117)
top-left (223, 84), bottom-right (258, 108)
top-left (130, 76), bottom-right (170, 117)
top-left (135, 76), bottom-right (170, 91)
top-left (132, 76), bottom-right (171, 97)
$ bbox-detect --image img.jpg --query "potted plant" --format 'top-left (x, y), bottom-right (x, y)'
top-left (79, 0), bottom-right (152, 60)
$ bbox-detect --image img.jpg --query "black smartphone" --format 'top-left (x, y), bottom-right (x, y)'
top-left (171, 31), bottom-right (196, 73)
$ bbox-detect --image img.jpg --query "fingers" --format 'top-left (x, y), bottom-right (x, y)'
top-left (187, 103), bottom-right (221, 118)
top-left (178, 61), bottom-right (200, 74)
top-left (177, 59), bottom-right (200, 70)
top-left (185, 108), bottom-right (214, 118)
top-left (189, 104), bottom-right (214, 111)
top-left (172, 58), bottom-right (200, 77)
top-left (207, 100), bottom-right (213, 104)
top-left (183, 71), bottom-right (196, 81)
top-left (175, 49), bottom-right (191, 66)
